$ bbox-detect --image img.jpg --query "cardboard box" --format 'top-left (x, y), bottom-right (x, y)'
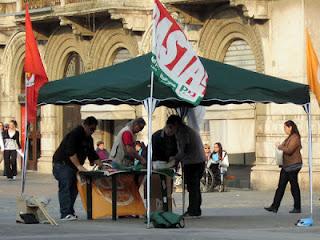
top-left (145, 175), bottom-right (173, 212)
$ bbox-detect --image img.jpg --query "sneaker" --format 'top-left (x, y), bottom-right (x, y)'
top-left (13, 176), bottom-right (16, 180)
top-left (61, 214), bottom-right (77, 221)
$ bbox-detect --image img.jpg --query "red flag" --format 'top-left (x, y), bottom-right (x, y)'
top-left (24, 4), bottom-right (48, 124)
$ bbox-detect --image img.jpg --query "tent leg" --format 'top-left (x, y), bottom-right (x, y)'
top-left (296, 103), bottom-right (314, 227)
top-left (306, 103), bottom-right (313, 216)
top-left (146, 98), bottom-right (152, 229)
top-left (144, 97), bottom-right (157, 229)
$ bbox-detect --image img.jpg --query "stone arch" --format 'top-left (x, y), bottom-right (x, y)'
top-left (44, 26), bottom-right (90, 80)
top-left (89, 23), bottom-right (139, 69)
top-left (43, 27), bottom-right (90, 145)
top-left (199, 7), bottom-right (263, 166)
top-left (140, 23), bottom-right (152, 54)
top-left (198, 7), bottom-right (264, 72)
top-left (0, 31), bottom-right (25, 122)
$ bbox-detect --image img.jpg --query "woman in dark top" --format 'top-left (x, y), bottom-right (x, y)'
top-left (2, 120), bottom-right (21, 180)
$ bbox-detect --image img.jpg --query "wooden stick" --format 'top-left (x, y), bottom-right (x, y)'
top-left (35, 200), bottom-right (58, 226)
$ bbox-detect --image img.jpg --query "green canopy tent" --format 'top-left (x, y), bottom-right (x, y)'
top-left (38, 53), bottom-right (309, 106)
top-left (38, 53), bottom-right (313, 226)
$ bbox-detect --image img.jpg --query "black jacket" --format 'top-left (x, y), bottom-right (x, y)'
top-left (53, 125), bottom-right (99, 170)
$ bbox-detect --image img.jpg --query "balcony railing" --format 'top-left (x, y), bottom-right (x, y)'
top-left (21, 0), bottom-right (61, 10)
top-left (65, 0), bottom-right (93, 4)
top-left (20, 0), bottom-right (94, 10)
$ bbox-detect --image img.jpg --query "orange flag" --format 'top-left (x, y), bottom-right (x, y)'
top-left (306, 30), bottom-right (320, 103)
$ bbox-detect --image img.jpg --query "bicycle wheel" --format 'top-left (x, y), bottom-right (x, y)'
top-left (200, 168), bottom-right (215, 192)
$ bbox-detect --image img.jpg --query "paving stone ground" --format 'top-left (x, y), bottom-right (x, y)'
top-left (0, 172), bottom-right (319, 240)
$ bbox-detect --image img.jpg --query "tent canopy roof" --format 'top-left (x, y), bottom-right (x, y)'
top-left (38, 53), bottom-right (310, 107)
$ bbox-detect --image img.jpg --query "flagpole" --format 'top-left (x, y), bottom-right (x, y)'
top-left (302, 0), bottom-right (313, 218)
top-left (21, 81), bottom-right (29, 195)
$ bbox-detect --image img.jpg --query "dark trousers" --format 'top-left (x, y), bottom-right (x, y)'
top-left (53, 163), bottom-right (78, 218)
top-left (272, 168), bottom-right (301, 210)
top-left (184, 162), bottom-right (205, 215)
top-left (4, 150), bottom-right (17, 179)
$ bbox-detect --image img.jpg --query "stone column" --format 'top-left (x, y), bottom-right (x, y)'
top-left (251, 0), bottom-right (320, 190)
top-left (16, 0), bottom-right (22, 12)
top-left (38, 105), bottom-right (58, 173)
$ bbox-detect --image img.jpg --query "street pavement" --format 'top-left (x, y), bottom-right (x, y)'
top-left (0, 172), bottom-right (320, 240)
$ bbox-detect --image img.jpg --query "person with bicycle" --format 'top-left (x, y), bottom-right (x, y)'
top-left (208, 142), bottom-right (229, 189)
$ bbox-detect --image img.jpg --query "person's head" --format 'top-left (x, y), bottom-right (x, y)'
top-left (97, 140), bottom-right (105, 150)
top-left (203, 144), bottom-right (211, 154)
top-left (165, 115), bottom-right (183, 136)
top-left (0, 122), bottom-right (3, 131)
top-left (9, 120), bottom-right (17, 130)
top-left (130, 118), bottom-right (146, 134)
top-left (284, 120), bottom-right (300, 137)
top-left (83, 116), bottom-right (98, 136)
top-left (213, 142), bottom-right (223, 160)
top-left (135, 141), bottom-right (142, 152)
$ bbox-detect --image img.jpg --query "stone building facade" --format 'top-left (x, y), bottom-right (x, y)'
top-left (0, 0), bottom-right (319, 190)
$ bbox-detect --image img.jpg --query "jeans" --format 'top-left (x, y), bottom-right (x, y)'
top-left (272, 168), bottom-right (301, 210)
top-left (4, 150), bottom-right (17, 179)
top-left (184, 162), bottom-right (205, 215)
top-left (53, 163), bottom-right (78, 218)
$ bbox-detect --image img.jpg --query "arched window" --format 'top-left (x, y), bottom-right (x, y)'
top-left (62, 52), bottom-right (84, 136)
top-left (64, 52), bottom-right (85, 77)
top-left (223, 39), bottom-right (257, 71)
top-left (112, 48), bottom-right (132, 65)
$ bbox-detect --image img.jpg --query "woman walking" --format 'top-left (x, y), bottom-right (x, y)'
top-left (2, 120), bottom-right (21, 180)
top-left (264, 120), bottom-right (302, 213)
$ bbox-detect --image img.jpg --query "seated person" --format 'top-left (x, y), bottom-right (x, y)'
top-left (96, 141), bottom-right (109, 161)
top-left (110, 118), bottom-right (146, 168)
top-left (208, 142), bottom-right (229, 185)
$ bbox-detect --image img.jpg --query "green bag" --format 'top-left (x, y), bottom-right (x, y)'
top-left (150, 211), bottom-right (185, 228)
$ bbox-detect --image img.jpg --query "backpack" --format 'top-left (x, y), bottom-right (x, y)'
top-left (150, 211), bottom-right (185, 228)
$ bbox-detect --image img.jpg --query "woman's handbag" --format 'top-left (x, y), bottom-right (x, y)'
top-left (275, 148), bottom-right (283, 166)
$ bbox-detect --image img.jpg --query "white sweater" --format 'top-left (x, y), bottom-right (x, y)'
top-left (0, 132), bottom-right (4, 151)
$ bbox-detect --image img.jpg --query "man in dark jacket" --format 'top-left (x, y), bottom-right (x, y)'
top-left (168, 115), bottom-right (206, 217)
top-left (53, 116), bottom-right (102, 221)
top-left (152, 121), bottom-right (178, 163)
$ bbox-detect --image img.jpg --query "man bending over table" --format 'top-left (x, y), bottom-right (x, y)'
top-left (52, 116), bottom-right (102, 221)
top-left (110, 118), bottom-right (146, 167)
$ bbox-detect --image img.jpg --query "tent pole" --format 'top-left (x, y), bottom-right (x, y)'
top-left (306, 103), bottom-right (313, 216)
top-left (146, 73), bottom-right (155, 228)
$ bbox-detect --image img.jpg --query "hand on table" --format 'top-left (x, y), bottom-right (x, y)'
top-left (77, 165), bottom-right (87, 172)
top-left (94, 159), bottom-right (103, 168)
top-left (140, 157), bottom-right (146, 166)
